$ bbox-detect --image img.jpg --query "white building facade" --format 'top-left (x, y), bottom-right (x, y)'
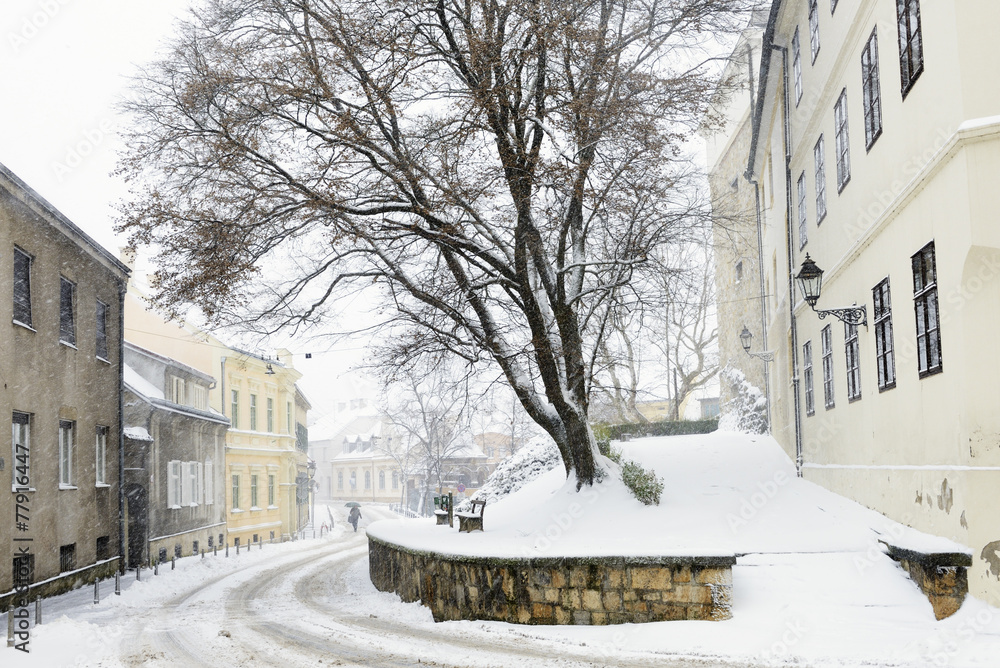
top-left (713, 0), bottom-right (1000, 605)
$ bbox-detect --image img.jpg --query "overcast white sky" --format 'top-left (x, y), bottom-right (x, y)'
top-left (0, 0), bottom-right (376, 417)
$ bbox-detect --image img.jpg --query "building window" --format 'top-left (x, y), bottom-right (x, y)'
top-left (168, 460), bottom-right (181, 507)
top-left (845, 323), bottom-right (861, 401)
top-left (873, 278), bottom-right (896, 390)
top-left (912, 241), bottom-right (942, 376)
top-left (861, 28), bottom-right (882, 150)
top-left (59, 544), bottom-right (76, 573)
top-left (187, 461), bottom-right (201, 506)
top-left (191, 384), bottom-right (207, 410)
top-left (268, 474), bottom-right (275, 506)
top-left (792, 28), bottom-right (803, 105)
top-left (96, 536), bottom-right (110, 561)
top-left (232, 473), bottom-right (241, 510)
top-left (267, 397), bottom-right (274, 432)
top-left (193, 540), bottom-right (199, 554)
top-left (12, 412), bottom-right (30, 490)
top-left (350, 470), bottom-right (356, 489)
top-left (205, 459), bottom-right (214, 504)
top-left (797, 172), bottom-right (808, 249)
top-left (250, 394), bottom-right (258, 431)
top-left (231, 390), bottom-right (239, 429)
top-left (59, 277), bottom-right (76, 346)
top-left (13, 247), bottom-right (33, 327)
top-left (171, 377), bottom-right (185, 404)
top-left (803, 341), bottom-right (815, 416)
top-left (364, 470), bottom-right (371, 490)
top-left (834, 89), bottom-right (851, 191)
top-left (896, 0), bottom-right (923, 97)
top-left (808, 0), bottom-right (820, 63)
top-left (338, 470), bottom-right (344, 490)
top-left (814, 135), bottom-right (827, 223)
top-left (821, 325), bottom-right (835, 409)
top-left (95, 426), bottom-right (108, 485)
top-left (251, 474), bottom-right (259, 508)
top-left (59, 420), bottom-right (74, 486)
top-left (95, 300), bottom-right (109, 360)
top-left (379, 470), bottom-right (385, 490)
top-left (735, 260), bottom-right (743, 283)
top-left (392, 470), bottom-right (399, 490)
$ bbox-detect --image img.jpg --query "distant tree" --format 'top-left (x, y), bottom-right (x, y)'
top-left (382, 360), bottom-right (472, 514)
top-left (117, 0), bottom-right (750, 488)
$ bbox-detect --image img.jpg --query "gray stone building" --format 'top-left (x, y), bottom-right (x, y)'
top-left (0, 162), bottom-right (129, 599)
top-left (123, 342), bottom-right (229, 567)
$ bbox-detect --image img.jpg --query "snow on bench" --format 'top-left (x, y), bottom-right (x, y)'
top-left (874, 528), bottom-right (972, 620)
top-left (456, 500), bottom-right (486, 533)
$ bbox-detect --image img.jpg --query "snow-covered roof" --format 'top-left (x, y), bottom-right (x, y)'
top-left (124, 364), bottom-right (164, 401)
top-left (123, 426), bottom-right (154, 442)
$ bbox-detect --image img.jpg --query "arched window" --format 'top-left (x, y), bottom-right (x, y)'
top-left (378, 470), bottom-right (385, 490)
top-left (350, 471), bottom-right (356, 488)
top-left (337, 471), bottom-right (343, 490)
top-left (391, 470), bottom-right (399, 489)
top-left (364, 470), bottom-right (371, 489)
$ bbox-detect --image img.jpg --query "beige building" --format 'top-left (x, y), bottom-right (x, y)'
top-left (713, 1), bottom-right (1000, 604)
top-left (0, 163), bottom-right (129, 598)
top-left (124, 283), bottom-right (311, 545)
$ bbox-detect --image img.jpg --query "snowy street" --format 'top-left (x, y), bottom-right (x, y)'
top-left (5, 505), bottom-right (756, 668)
top-left (6, 433), bottom-right (1000, 667)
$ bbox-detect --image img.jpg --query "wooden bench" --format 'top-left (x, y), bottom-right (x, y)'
top-left (434, 493), bottom-right (454, 527)
top-left (878, 538), bottom-right (972, 620)
top-left (456, 500), bottom-right (486, 533)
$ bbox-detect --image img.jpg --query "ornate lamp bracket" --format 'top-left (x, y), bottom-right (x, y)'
top-left (812, 303), bottom-right (868, 328)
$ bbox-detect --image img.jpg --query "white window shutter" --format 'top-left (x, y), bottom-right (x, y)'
top-left (168, 460), bottom-right (180, 507)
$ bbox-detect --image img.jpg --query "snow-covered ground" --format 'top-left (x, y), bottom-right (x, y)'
top-left (4, 432), bottom-right (1000, 667)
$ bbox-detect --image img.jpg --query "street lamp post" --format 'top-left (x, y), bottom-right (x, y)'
top-left (795, 255), bottom-right (867, 327)
top-left (739, 326), bottom-right (775, 362)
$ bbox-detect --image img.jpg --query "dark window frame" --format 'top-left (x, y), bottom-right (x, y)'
top-left (808, 0), bottom-right (821, 63)
top-left (803, 341), bottom-right (815, 416)
top-left (96, 299), bottom-right (109, 361)
top-left (13, 247), bottom-right (33, 327)
top-left (834, 89), bottom-right (851, 192)
top-left (912, 241), bottom-right (942, 377)
top-left (821, 325), bottom-right (835, 409)
top-left (873, 278), bottom-right (896, 391)
top-left (797, 171), bottom-right (808, 249)
top-left (792, 28), bottom-right (803, 105)
top-left (814, 135), bottom-right (827, 223)
top-left (59, 276), bottom-right (76, 346)
top-left (896, 0), bottom-right (924, 98)
top-left (845, 323), bottom-right (862, 401)
top-left (861, 28), bottom-right (883, 150)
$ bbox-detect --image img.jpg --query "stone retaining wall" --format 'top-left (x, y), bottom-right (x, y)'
top-left (368, 535), bottom-right (735, 624)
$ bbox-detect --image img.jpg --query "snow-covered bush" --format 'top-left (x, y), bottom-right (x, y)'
top-left (718, 364), bottom-right (768, 434)
top-left (457, 438), bottom-right (562, 511)
top-left (597, 438), bottom-right (664, 506)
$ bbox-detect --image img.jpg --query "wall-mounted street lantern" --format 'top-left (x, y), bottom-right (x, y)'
top-left (795, 254), bottom-right (867, 327)
top-left (739, 326), bottom-right (775, 362)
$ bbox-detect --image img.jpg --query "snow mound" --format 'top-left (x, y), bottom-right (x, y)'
top-left (458, 438), bottom-right (562, 511)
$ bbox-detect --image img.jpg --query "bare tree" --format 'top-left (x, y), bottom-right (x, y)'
top-left (116, 0), bottom-right (749, 487)
top-left (591, 237), bottom-right (719, 422)
top-left (383, 360), bottom-right (473, 513)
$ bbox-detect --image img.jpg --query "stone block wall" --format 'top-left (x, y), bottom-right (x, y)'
top-left (898, 559), bottom-right (969, 620)
top-left (369, 536), bottom-right (735, 624)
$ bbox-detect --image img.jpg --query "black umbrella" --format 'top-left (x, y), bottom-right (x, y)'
top-left (344, 501), bottom-right (361, 507)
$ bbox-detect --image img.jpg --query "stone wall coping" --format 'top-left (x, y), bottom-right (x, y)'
top-left (367, 534), bottom-right (737, 568)
top-left (882, 542), bottom-right (973, 568)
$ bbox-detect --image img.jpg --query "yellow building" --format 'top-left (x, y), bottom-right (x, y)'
top-left (123, 279), bottom-right (311, 545)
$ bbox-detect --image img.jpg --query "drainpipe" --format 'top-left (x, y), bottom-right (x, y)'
top-left (220, 357), bottom-right (227, 417)
top-left (771, 42), bottom-right (805, 477)
top-left (745, 40), bottom-right (772, 432)
top-left (117, 281), bottom-right (127, 575)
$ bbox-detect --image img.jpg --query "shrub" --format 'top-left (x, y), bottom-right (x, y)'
top-left (597, 439), bottom-right (663, 506)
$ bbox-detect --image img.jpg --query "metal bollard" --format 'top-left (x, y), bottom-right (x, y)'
top-left (94, 580), bottom-right (100, 604)
top-left (259, 539), bottom-right (263, 551)
top-left (171, 555), bottom-right (176, 571)
top-left (35, 598), bottom-right (41, 625)
top-left (7, 610), bottom-right (14, 647)
top-left (201, 549), bottom-right (205, 559)
top-left (225, 543), bottom-right (229, 557)
top-left (136, 566), bottom-right (141, 581)
top-left (115, 571), bottom-right (121, 596)
top-left (214, 544), bottom-right (217, 557)
top-left (154, 560), bottom-right (159, 576)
